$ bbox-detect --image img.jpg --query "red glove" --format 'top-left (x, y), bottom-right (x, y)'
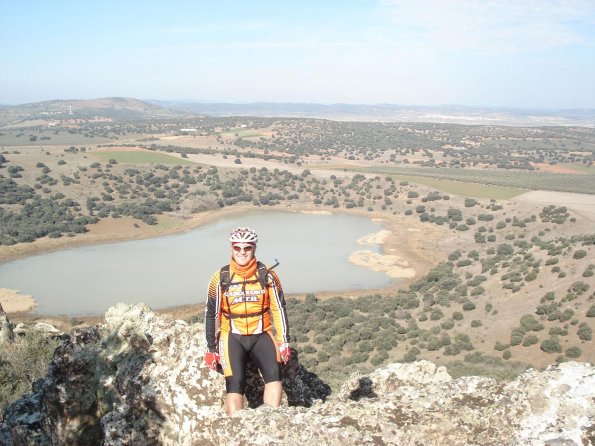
top-left (278, 343), bottom-right (291, 364)
top-left (204, 352), bottom-right (220, 371)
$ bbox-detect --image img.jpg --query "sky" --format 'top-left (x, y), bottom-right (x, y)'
top-left (1, 0), bottom-right (594, 108)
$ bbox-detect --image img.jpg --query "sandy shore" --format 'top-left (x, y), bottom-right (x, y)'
top-left (349, 249), bottom-right (416, 279)
top-left (0, 288), bottom-right (37, 313)
top-left (348, 229), bottom-right (417, 278)
top-left (300, 210), bottom-right (333, 216)
top-left (356, 230), bottom-right (392, 246)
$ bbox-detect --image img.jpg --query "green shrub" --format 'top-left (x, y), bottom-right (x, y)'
top-left (520, 314), bottom-right (544, 332)
top-left (540, 338), bottom-right (562, 354)
top-left (573, 250), bottom-right (587, 259)
top-left (426, 337), bottom-right (443, 351)
top-left (510, 328), bottom-right (525, 346)
top-left (502, 350), bottom-right (511, 360)
top-left (470, 286), bottom-right (485, 296)
top-left (370, 351), bottom-right (388, 366)
top-left (542, 292), bottom-right (555, 301)
top-left (522, 335), bottom-right (539, 346)
top-left (494, 341), bottom-right (509, 351)
top-left (565, 347), bottom-right (582, 358)
top-left (470, 320), bottom-right (483, 328)
top-left (568, 281), bottom-right (590, 296)
top-left (549, 327), bottom-right (568, 336)
top-left (351, 351), bottom-right (369, 364)
top-left (463, 302), bottom-right (476, 311)
top-left (430, 309), bottom-right (444, 320)
top-left (448, 250), bottom-right (462, 261)
top-left (578, 323), bottom-right (592, 341)
top-left (468, 275), bottom-right (487, 286)
top-left (587, 304), bottom-right (595, 318)
top-left (453, 333), bottom-right (474, 352)
top-left (497, 244), bottom-right (514, 256)
top-left (441, 320), bottom-right (454, 330)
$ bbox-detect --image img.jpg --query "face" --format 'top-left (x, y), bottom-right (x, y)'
top-left (231, 243), bottom-right (256, 266)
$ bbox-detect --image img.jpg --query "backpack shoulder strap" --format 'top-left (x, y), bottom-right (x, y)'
top-left (256, 261), bottom-right (270, 289)
top-left (219, 264), bottom-right (231, 293)
top-left (221, 262), bottom-right (270, 292)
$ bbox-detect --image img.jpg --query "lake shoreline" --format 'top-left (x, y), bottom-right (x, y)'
top-left (2, 204), bottom-right (448, 321)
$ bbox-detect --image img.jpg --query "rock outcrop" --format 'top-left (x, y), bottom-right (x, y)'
top-left (0, 303), bottom-right (15, 343)
top-left (0, 303), bottom-right (593, 445)
top-left (13, 322), bottom-right (64, 338)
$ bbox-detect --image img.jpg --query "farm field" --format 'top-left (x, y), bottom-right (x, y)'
top-left (357, 173), bottom-right (525, 200)
top-left (353, 165), bottom-right (595, 195)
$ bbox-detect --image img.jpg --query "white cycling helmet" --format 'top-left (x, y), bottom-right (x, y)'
top-left (229, 227), bottom-right (258, 244)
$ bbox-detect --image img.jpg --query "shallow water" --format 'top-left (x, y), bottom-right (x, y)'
top-left (0, 211), bottom-right (392, 316)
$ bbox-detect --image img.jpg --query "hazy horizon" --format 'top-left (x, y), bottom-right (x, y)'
top-left (2, 1), bottom-right (594, 109)
top-left (3, 97), bottom-right (595, 112)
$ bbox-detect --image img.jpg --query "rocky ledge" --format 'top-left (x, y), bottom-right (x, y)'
top-left (0, 303), bottom-right (593, 445)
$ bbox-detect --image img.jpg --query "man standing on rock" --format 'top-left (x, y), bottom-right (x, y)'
top-left (204, 227), bottom-right (291, 415)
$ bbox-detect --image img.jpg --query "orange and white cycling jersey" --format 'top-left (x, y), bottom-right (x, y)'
top-left (204, 264), bottom-right (289, 353)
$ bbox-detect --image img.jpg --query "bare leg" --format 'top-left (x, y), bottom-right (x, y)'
top-left (263, 381), bottom-right (282, 407)
top-left (226, 393), bottom-right (244, 416)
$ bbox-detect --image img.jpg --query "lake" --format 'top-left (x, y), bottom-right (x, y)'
top-left (0, 211), bottom-right (393, 316)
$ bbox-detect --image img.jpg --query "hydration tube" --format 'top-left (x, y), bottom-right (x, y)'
top-left (267, 258), bottom-right (280, 273)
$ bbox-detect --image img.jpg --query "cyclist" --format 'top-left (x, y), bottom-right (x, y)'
top-left (204, 227), bottom-right (291, 415)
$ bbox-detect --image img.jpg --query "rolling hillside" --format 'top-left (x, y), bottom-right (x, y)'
top-left (0, 97), bottom-right (188, 127)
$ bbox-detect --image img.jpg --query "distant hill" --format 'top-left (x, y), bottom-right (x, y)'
top-left (0, 97), bottom-right (188, 127)
top-left (151, 100), bottom-right (595, 127)
top-left (2, 97), bottom-right (593, 127)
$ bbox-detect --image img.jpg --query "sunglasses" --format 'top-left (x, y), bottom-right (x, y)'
top-left (232, 245), bottom-right (254, 253)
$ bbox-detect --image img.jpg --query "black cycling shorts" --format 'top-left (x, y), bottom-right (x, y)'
top-left (222, 332), bottom-right (280, 394)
